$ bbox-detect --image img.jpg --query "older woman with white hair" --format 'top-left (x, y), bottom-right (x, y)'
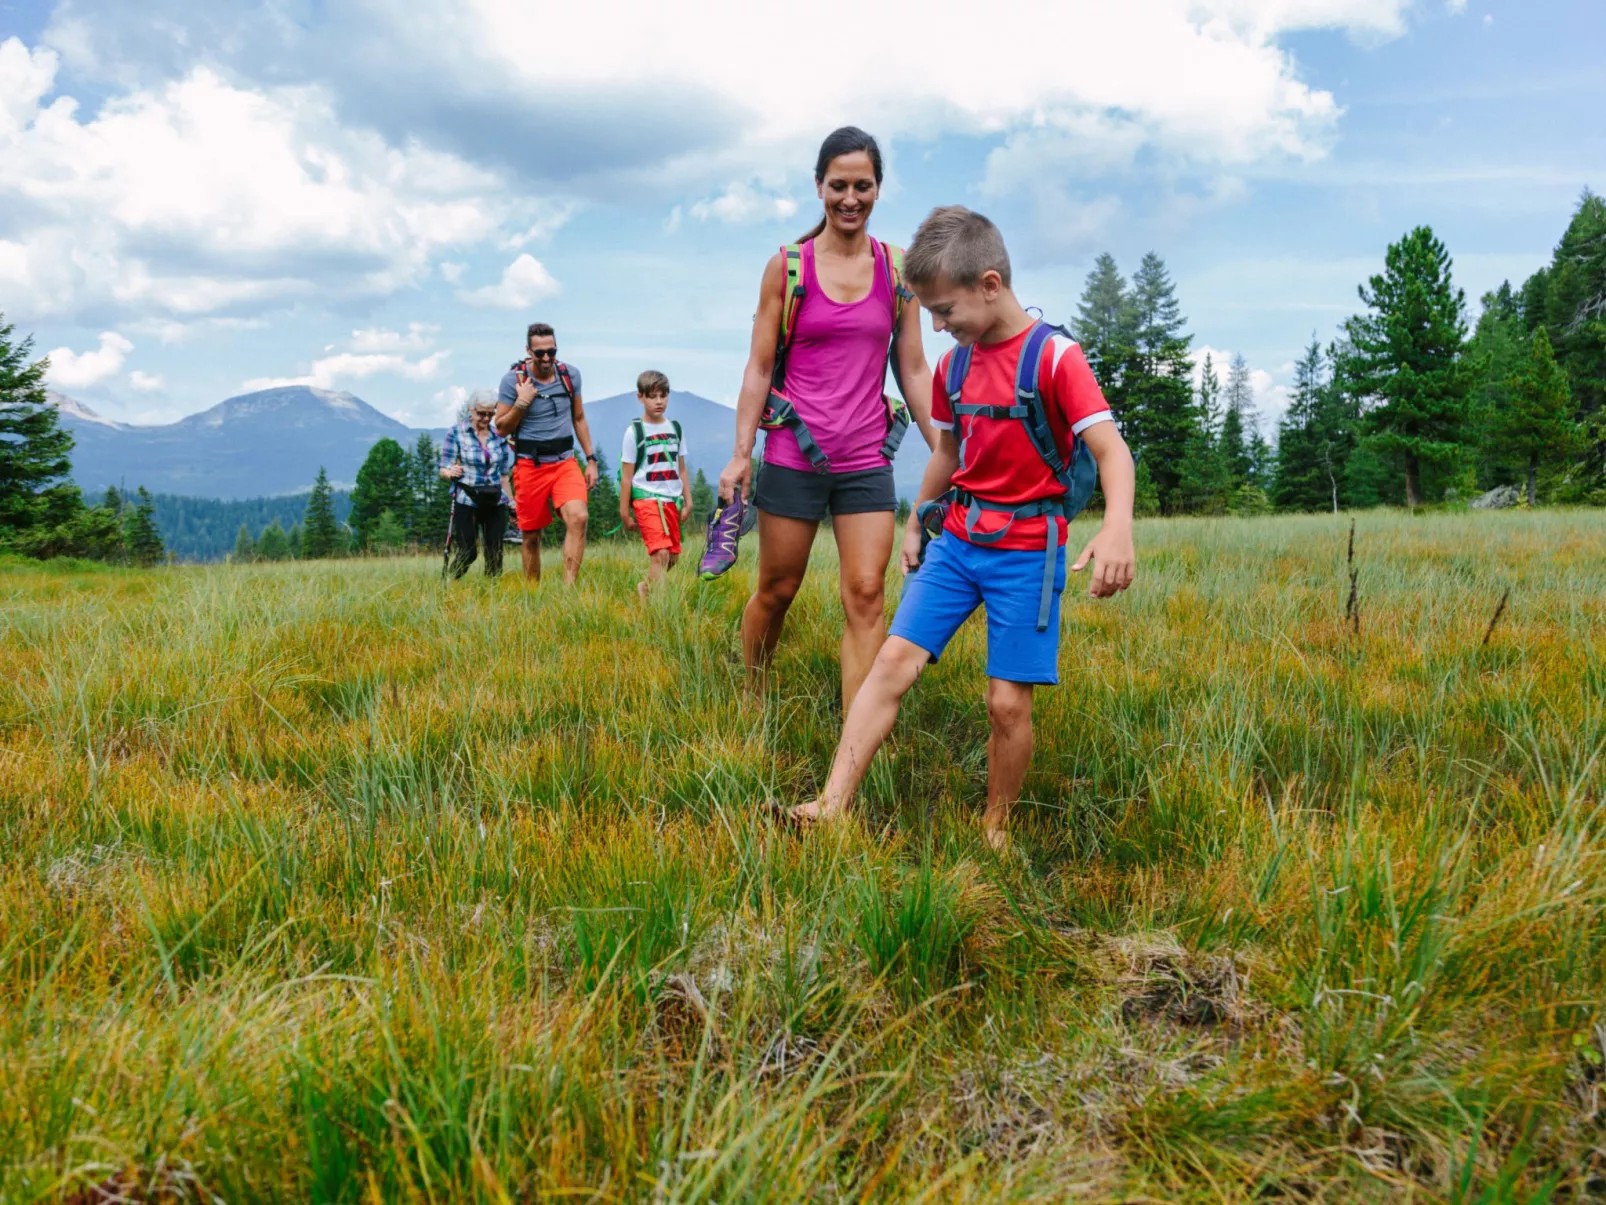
top-left (439, 388), bottom-right (516, 578)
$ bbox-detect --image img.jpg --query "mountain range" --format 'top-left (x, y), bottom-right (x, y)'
top-left (51, 386), bottom-right (931, 501)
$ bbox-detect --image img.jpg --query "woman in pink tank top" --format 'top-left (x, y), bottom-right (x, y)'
top-left (719, 127), bottom-right (936, 711)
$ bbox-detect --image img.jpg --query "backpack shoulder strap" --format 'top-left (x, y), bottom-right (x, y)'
top-left (777, 244), bottom-right (806, 348)
top-left (629, 418), bottom-right (644, 465)
top-left (944, 346), bottom-right (974, 406)
top-left (672, 419), bottom-right (683, 453)
top-left (880, 241), bottom-right (913, 324)
top-left (1014, 322), bottom-right (1072, 484)
top-left (555, 362), bottom-right (577, 400)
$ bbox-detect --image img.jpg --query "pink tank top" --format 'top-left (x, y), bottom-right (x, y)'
top-left (763, 238), bottom-right (895, 475)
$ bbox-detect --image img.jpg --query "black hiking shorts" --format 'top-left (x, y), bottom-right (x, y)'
top-left (753, 463), bottom-right (896, 522)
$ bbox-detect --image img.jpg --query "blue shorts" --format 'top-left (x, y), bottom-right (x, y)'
top-left (889, 531), bottom-right (1066, 685)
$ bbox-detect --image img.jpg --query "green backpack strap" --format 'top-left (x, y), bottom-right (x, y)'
top-left (623, 418), bottom-right (645, 489)
top-left (771, 244), bottom-right (805, 393)
top-left (881, 240), bottom-right (914, 405)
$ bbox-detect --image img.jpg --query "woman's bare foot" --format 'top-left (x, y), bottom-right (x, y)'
top-left (786, 798), bottom-right (848, 827)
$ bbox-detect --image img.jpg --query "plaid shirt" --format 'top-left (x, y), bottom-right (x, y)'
top-left (440, 420), bottom-right (514, 505)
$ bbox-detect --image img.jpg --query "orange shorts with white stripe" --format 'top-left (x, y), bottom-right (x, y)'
top-left (631, 497), bottom-right (683, 556)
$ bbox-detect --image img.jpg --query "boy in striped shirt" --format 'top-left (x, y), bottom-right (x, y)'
top-left (619, 371), bottom-right (692, 599)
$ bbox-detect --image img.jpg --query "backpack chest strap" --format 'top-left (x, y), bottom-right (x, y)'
top-left (954, 402), bottom-right (1030, 421)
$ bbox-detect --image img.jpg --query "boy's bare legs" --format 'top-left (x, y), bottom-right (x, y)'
top-left (832, 511), bottom-right (896, 712)
top-left (789, 637), bottom-right (929, 824)
top-left (638, 549), bottom-right (673, 599)
top-left (742, 511), bottom-right (818, 690)
top-left (982, 678), bottom-right (1035, 849)
top-left (558, 500), bottom-right (588, 584)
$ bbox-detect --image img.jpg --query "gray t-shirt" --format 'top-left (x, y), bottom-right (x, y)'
top-left (499, 361), bottom-right (583, 457)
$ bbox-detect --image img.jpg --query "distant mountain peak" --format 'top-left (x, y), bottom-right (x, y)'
top-left (191, 385), bottom-right (408, 431)
top-left (47, 389), bottom-right (128, 430)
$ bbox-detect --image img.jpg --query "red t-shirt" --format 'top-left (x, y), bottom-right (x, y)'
top-left (931, 325), bottom-right (1113, 550)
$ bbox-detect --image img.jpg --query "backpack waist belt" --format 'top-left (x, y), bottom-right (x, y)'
top-left (515, 435), bottom-right (574, 463)
top-left (759, 391), bottom-right (911, 474)
top-left (916, 487), bottom-right (1070, 632)
top-left (458, 482), bottom-right (506, 506)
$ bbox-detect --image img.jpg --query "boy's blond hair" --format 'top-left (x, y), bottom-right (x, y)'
top-left (904, 205), bottom-right (1012, 290)
top-left (636, 370), bottom-right (670, 397)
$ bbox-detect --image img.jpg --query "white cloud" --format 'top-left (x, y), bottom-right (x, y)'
top-left (439, 261), bottom-right (467, 284)
top-left (1446, 0), bottom-right (1467, 12)
top-left (44, 332), bottom-right (133, 388)
top-left (129, 370), bottom-right (163, 391)
top-left (0, 38), bottom-right (548, 321)
top-left (239, 325), bottom-right (450, 392)
top-left (240, 350), bottom-right (448, 393)
top-left (689, 183), bottom-right (799, 225)
top-left (457, 253), bottom-right (561, 308)
top-left (348, 323), bottom-right (438, 353)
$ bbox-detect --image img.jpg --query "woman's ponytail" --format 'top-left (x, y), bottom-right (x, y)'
top-left (798, 126), bottom-right (883, 242)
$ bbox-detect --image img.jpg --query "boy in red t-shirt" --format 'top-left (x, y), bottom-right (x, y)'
top-left (789, 206), bottom-right (1136, 848)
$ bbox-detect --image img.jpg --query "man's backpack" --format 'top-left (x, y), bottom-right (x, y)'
top-left (759, 239), bottom-right (913, 472)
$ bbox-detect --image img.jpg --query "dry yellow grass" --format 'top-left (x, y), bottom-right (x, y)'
top-left (0, 509), bottom-right (1602, 1202)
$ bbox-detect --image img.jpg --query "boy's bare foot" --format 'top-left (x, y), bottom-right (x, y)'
top-left (637, 580), bottom-right (649, 601)
top-left (785, 798), bottom-right (847, 827)
top-left (981, 805), bottom-right (1012, 852)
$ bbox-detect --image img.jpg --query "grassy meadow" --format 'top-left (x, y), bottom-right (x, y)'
top-left (1, 511), bottom-right (1603, 1202)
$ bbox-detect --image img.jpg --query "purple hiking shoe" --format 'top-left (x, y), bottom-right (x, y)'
top-left (699, 486), bottom-right (756, 580)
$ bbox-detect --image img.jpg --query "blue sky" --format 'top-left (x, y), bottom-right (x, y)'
top-left (2, 0), bottom-right (1601, 432)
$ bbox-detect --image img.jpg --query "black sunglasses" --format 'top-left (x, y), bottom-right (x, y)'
top-left (528, 348), bottom-right (558, 360)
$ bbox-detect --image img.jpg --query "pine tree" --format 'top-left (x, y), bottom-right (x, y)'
top-left (302, 467), bottom-right (340, 559)
top-left (1220, 353), bottom-right (1257, 489)
top-left (256, 519), bottom-right (291, 561)
top-left (102, 485), bottom-right (124, 514)
top-left (1072, 253), bottom-right (1136, 404)
top-left (1175, 353), bottom-right (1230, 514)
top-left (0, 313), bottom-right (80, 541)
top-left (118, 487), bottom-right (165, 566)
top-left (370, 509), bottom-right (407, 553)
top-left (589, 450), bottom-right (622, 539)
top-left (1492, 327), bottom-right (1578, 505)
top-left (287, 523), bottom-right (303, 559)
top-left (350, 439), bottom-right (413, 548)
top-left (233, 522), bottom-right (256, 563)
top-left (1468, 283), bottom-right (1528, 490)
top-left (690, 467), bottom-right (716, 526)
top-left (1342, 226), bottom-right (1472, 506)
top-left (1121, 252), bottom-right (1197, 511)
top-left (1272, 338), bottom-right (1355, 513)
top-left (1524, 190), bottom-right (1606, 492)
top-left (409, 433), bottom-right (450, 549)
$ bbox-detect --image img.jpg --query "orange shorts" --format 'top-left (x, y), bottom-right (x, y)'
top-left (632, 497), bottom-right (683, 556)
top-left (513, 457), bottom-right (587, 532)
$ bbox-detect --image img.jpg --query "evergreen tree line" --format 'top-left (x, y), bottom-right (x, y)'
top-left (347, 438), bottom-right (721, 552)
top-left (1071, 191), bottom-right (1603, 514)
top-left (1, 316), bottom-right (166, 565)
top-left (152, 488), bottom-right (354, 562)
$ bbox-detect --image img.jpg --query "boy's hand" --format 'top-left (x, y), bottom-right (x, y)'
top-left (1071, 524), bottom-right (1135, 598)
top-left (899, 522), bottom-right (924, 576)
top-left (623, 510), bottom-right (637, 532)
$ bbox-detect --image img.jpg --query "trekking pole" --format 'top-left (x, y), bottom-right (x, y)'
top-left (441, 473), bottom-right (458, 581)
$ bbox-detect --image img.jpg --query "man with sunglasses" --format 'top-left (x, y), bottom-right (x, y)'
top-left (494, 322), bottom-right (600, 583)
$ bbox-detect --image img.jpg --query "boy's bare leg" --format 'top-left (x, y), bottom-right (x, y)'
top-left (559, 500), bottom-right (588, 584)
top-left (982, 678), bottom-right (1035, 849)
top-left (789, 637), bottom-right (929, 825)
top-left (520, 530), bottom-right (542, 581)
top-left (639, 549), bottom-right (672, 599)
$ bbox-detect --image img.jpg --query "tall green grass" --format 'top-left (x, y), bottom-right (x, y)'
top-left (1, 510), bottom-right (1602, 1201)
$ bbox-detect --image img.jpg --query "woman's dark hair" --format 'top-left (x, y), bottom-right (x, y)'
top-left (799, 126), bottom-right (883, 242)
